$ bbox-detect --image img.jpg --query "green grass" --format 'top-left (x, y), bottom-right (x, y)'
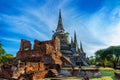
top-left (99, 67), bottom-right (120, 80)
top-left (93, 67), bottom-right (120, 80)
top-left (40, 67), bottom-right (120, 80)
top-left (100, 70), bottom-right (114, 76)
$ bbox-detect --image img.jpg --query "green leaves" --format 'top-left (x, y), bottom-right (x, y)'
top-left (0, 54), bottom-right (14, 63)
top-left (0, 42), bottom-right (14, 63)
top-left (0, 42), bottom-right (6, 56)
top-left (95, 46), bottom-right (120, 68)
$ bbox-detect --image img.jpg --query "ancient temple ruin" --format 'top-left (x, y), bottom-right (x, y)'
top-left (53, 10), bottom-right (90, 66)
top-left (0, 37), bottom-right (74, 79)
top-left (0, 10), bottom-right (90, 79)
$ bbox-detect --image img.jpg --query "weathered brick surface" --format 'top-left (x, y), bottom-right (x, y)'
top-left (16, 37), bottom-right (60, 60)
top-left (32, 71), bottom-right (48, 80)
top-left (25, 62), bottom-right (45, 73)
top-left (19, 39), bottom-right (31, 51)
top-left (0, 37), bottom-right (74, 79)
top-left (0, 63), bottom-right (12, 79)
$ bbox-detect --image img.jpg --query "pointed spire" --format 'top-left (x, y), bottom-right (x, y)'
top-left (56, 9), bottom-right (65, 33)
top-left (74, 31), bottom-right (78, 52)
top-left (74, 31), bottom-right (77, 44)
top-left (59, 9), bottom-right (62, 19)
top-left (71, 37), bottom-right (74, 47)
top-left (80, 41), bottom-right (84, 52)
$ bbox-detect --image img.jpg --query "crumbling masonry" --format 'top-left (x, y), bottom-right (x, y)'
top-left (0, 37), bottom-right (73, 80)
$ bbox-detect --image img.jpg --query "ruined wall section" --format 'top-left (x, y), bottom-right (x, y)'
top-left (16, 37), bottom-right (61, 60)
top-left (0, 37), bottom-right (74, 79)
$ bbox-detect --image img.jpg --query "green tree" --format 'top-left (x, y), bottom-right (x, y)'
top-left (95, 49), bottom-right (107, 67)
top-left (104, 46), bottom-right (120, 68)
top-left (95, 46), bottom-right (120, 68)
top-left (0, 42), bottom-right (14, 63)
top-left (0, 42), bottom-right (5, 56)
top-left (1, 54), bottom-right (14, 63)
top-left (89, 56), bottom-right (96, 65)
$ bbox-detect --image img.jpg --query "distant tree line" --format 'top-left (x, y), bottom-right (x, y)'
top-left (0, 42), bottom-right (14, 63)
top-left (89, 46), bottom-right (120, 69)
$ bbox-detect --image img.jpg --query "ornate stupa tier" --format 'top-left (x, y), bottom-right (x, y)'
top-left (52, 10), bottom-right (90, 66)
top-left (56, 9), bottom-right (65, 34)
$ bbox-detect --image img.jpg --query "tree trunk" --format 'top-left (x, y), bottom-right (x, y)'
top-left (113, 62), bottom-right (116, 69)
top-left (114, 57), bottom-right (119, 69)
top-left (103, 63), bottom-right (105, 68)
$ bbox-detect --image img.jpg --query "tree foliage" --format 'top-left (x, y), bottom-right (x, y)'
top-left (89, 56), bottom-right (96, 65)
top-left (95, 46), bottom-right (120, 68)
top-left (0, 42), bottom-right (5, 56)
top-left (0, 42), bottom-right (14, 63)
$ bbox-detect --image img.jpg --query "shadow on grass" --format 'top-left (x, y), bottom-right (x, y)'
top-left (112, 76), bottom-right (120, 80)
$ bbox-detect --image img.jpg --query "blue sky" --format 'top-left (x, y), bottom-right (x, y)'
top-left (0, 0), bottom-right (120, 57)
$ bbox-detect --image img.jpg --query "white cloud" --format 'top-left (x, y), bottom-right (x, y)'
top-left (63, 5), bottom-right (120, 57)
top-left (83, 6), bottom-right (120, 56)
top-left (1, 0), bottom-right (120, 57)
top-left (2, 37), bottom-right (20, 43)
top-left (107, 21), bottom-right (120, 46)
top-left (1, 14), bottom-right (49, 40)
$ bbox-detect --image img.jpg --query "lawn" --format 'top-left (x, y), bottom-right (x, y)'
top-left (40, 67), bottom-right (120, 80)
top-left (98, 67), bottom-right (119, 80)
top-left (91, 67), bottom-right (120, 80)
